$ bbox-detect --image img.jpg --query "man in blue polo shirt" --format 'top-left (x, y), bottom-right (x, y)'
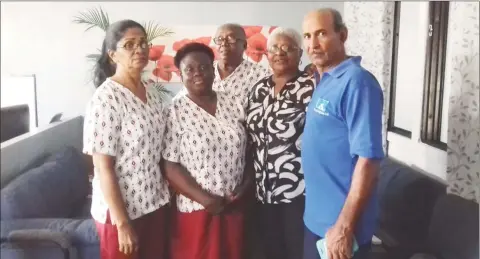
top-left (301, 8), bottom-right (385, 259)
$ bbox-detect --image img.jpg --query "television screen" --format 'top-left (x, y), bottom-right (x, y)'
top-left (1, 104), bottom-right (30, 143)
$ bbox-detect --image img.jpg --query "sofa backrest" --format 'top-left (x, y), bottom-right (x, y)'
top-left (376, 158), bottom-right (447, 252)
top-left (1, 146), bottom-right (90, 220)
top-left (1, 116), bottom-right (84, 188)
top-left (427, 193), bottom-right (479, 259)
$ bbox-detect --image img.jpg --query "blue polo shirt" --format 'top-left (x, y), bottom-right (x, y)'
top-left (301, 56), bottom-right (384, 245)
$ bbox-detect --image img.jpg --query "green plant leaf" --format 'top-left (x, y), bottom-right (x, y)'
top-left (73, 6), bottom-right (110, 32)
top-left (142, 20), bottom-right (174, 43)
top-left (86, 53), bottom-right (101, 62)
top-left (152, 82), bottom-right (174, 101)
top-left (86, 48), bottom-right (102, 62)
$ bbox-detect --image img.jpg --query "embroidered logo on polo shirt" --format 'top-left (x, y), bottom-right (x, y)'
top-left (314, 98), bottom-right (330, 116)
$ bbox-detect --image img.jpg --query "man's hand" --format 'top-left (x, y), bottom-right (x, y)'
top-left (325, 223), bottom-right (355, 259)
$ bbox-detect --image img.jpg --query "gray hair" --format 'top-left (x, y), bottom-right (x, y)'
top-left (267, 27), bottom-right (303, 49)
top-left (316, 8), bottom-right (346, 31)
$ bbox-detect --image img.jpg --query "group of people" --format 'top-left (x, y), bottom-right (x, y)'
top-left (83, 7), bottom-right (384, 259)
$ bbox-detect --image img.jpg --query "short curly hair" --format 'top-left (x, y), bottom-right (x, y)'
top-left (173, 42), bottom-right (215, 69)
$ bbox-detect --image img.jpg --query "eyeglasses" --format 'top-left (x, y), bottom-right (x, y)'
top-left (267, 45), bottom-right (300, 54)
top-left (213, 36), bottom-right (245, 45)
top-left (118, 41), bottom-right (152, 51)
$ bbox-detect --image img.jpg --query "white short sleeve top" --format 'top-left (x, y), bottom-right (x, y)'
top-left (162, 92), bottom-right (248, 213)
top-left (83, 78), bottom-right (170, 223)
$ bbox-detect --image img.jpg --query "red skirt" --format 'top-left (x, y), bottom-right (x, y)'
top-left (95, 206), bottom-right (168, 259)
top-left (170, 202), bottom-right (245, 259)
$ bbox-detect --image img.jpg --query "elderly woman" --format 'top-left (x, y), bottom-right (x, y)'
top-left (245, 27), bottom-right (316, 259)
top-left (83, 20), bottom-right (170, 259)
top-left (178, 23), bottom-right (270, 110)
top-left (162, 42), bottom-right (251, 259)
top-left (212, 23), bottom-right (270, 109)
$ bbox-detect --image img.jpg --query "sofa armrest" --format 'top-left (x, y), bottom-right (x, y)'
top-left (1, 229), bottom-right (73, 259)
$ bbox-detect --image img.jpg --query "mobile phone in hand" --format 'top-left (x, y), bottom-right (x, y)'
top-left (316, 237), bottom-right (359, 259)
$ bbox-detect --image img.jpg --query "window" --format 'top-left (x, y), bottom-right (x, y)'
top-left (386, 1), bottom-right (450, 179)
top-left (387, 1), bottom-right (413, 137)
top-left (420, 1), bottom-right (449, 150)
top-left (388, 1), bottom-right (449, 148)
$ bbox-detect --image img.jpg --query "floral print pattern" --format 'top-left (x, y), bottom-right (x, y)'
top-left (152, 55), bottom-right (179, 82)
top-left (246, 33), bottom-right (268, 63)
top-left (142, 25), bottom-right (277, 83)
top-left (445, 2), bottom-right (480, 203)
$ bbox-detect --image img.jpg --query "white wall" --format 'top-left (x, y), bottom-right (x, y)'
top-left (1, 1), bottom-right (342, 127)
top-left (387, 2), bottom-right (450, 181)
top-left (1, 75), bottom-right (38, 130)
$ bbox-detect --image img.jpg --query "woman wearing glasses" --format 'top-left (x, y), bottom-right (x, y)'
top-left (212, 23), bottom-right (270, 110)
top-left (162, 42), bottom-right (249, 259)
top-left (83, 20), bottom-right (170, 259)
top-left (245, 27), bottom-right (316, 259)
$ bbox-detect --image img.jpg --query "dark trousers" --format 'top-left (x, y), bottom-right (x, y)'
top-left (249, 196), bottom-right (305, 259)
top-left (303, 226), bottom-right (372, 259)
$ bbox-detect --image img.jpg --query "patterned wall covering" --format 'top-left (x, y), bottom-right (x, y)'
top-left (344, 2), bottom-right (480, 203)
top-left (343, 2), bottom-right (395, 153)
top-left (446, 2), bottom-right (480, 203)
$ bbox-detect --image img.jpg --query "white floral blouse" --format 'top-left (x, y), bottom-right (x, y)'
top-left (162, 92), bottom-right (248, 213)
top-left (83, 78), bottom-right (170, 224)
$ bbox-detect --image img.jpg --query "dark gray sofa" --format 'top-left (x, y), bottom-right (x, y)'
top-left (1, 146), bottom-right (99, 259)
top-left (376, 158), bottom-right (479, 259)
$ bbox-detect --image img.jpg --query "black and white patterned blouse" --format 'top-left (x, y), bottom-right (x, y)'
top-left (162, 92), bottom-right (248, 212)
top-left (246, 72), bottom-right (316, 204)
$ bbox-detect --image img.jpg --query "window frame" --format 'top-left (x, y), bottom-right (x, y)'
top-left (420, 1), bottom-right (449, 151)
top-left (387, 1), bottom-right (412, 138)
